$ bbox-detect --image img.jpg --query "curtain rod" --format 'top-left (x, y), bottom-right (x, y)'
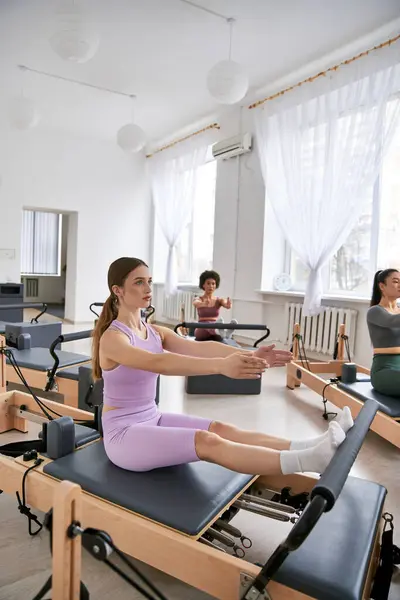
top-left (248, 33), bottom-right (400, 110)
top-left (146, 123), bottom-right (220, 158)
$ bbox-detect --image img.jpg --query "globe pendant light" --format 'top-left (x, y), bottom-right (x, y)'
top-left (49, 0), bottom-right (99, 64)
top-left (117, 95), bottom-right (146, 154)
top-left (206, 17), bottom-right (248, 105)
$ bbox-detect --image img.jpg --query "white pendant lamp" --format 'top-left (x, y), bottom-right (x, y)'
top-left (49, 0), bottom-right (99, 64)
top-left (117, 96), bottom-right (146, 154)
top-left (206, 18), bottom-right (249, 105)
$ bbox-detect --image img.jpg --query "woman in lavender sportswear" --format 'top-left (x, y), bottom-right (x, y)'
top-left (93, 257), bottom-right (353, 476)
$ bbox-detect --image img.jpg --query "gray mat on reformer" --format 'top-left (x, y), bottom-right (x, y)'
top-left (44, 440), bottom-right (253, 536)
top-left (338, 380), bottom-right (400, 418)
top-left (5, 347), bottom-right (90, 371)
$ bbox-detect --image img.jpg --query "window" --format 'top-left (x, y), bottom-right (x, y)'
top-left (21, 210), bottom-right (62, 276)
top-left (153, 159), bottom-right (217, 284)
top-left (284, 104), bottom-right (400, 297)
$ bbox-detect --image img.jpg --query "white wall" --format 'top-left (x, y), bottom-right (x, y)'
top-left (0, 128), bottom-right (151, 322)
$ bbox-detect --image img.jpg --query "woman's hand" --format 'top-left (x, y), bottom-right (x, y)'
top-left (225, 297), bottom-right (232, 309)
top-left (254, 344), bottom-right (293, 367)
top-left (220, 352), bottom-right (267, 379)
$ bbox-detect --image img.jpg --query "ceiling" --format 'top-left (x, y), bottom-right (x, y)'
top-left (0, 0), bottom-right (399, 145)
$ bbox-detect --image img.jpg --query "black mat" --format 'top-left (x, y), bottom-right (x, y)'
top-left (338, 380), bottom-right (400, 418)
top-left (43, 440), bottom-right (254, 536)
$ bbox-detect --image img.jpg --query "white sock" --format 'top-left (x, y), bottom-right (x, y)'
top-left (337, 406), bottom-right (354, 433)
top-left (289, 406), bottom-right (354, 451)
top-left (280, 422), bottom-right (345, 475)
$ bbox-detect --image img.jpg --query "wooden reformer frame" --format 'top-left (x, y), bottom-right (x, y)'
top-left (0, 342), bottom-right (383, 600)
top-left (287, 323), bottom-right (400, 449)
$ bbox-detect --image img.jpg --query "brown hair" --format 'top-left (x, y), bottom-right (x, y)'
top-left (92, 257), bottom-right (148, 379)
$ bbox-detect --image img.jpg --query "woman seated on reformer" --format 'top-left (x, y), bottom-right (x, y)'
top-left (367, 268), bottom-right (400, 397)
top-left (192, 269), bottom-right (237, 342)
top-left (93, 257), bottom-right (354, 476)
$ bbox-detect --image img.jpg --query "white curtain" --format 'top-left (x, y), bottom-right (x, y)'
top-left (21, 210), bottom-right (61, 275)
top-left (149, 129), bottom-right (218, 296)
top-left (255, 42), bottom-right (400, 315)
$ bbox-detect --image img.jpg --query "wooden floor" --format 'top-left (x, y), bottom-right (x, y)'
top-left (1, 315), bottom-right (399, 599)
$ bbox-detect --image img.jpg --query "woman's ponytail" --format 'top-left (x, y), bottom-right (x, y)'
top-left (370, 271), bottom-right (383, 307)
top-left (92, 295), bottom-right (118, 379)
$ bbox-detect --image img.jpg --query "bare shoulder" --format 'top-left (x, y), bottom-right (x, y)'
top-left (151, 324), bottom-right (167, 343)
top-left (100, 327), bottom-right (130, 350)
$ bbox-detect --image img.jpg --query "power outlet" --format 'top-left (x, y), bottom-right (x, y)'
top-left (0, 249), bottom-right (16, 259)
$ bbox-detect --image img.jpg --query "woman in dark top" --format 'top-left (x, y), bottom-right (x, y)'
top-left (193, 270), bottom-right (235, 341)
top-left (366, 268), bottom-right (400, 397)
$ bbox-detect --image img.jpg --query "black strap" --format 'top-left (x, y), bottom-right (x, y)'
top-left (31, 575), bottom-right (90, 600)
top-left (371, 513), bottom-right (398, 600)
top-left (16, 460), bottom-right (44, 536)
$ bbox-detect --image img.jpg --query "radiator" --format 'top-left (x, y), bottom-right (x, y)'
top-left (152, 284), bottom-right (197, 323)
top-left (284, 302), bottom-right (358, 357)
top-left (24, 278), bottom-right (39, 298)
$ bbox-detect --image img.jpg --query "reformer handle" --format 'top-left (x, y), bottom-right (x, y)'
top-left (46, 330), bottom-right (93, 392)
top-left (311, 399), bottom-right (379, 510)
top-left (89, 303), bottom-right (104, 318)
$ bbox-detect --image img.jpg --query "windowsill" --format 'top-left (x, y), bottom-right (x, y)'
top-left (256, 289), bottom-right (371, 304)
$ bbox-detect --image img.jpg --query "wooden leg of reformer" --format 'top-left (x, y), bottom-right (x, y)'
top-left (52, 481), bottom-right (82, 600)
top-left (287, 325), bottom-right (301, 389)
top-left (337, 324), bottom-right (346, 361)
top-left (0, 387), bottom-right (29, 434)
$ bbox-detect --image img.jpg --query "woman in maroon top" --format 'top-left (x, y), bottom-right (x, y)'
top-left (193, 270), bottom-right (233, 341)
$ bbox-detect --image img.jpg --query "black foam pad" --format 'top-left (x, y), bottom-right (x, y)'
top-left (186, 374), bottom-right (261, 395)
top-left (5, 347), bottom-right (90, 371)
top-left (338, 380), bottom-right (400, 418)
top-left (43, 440), bottom-right (253, 536)
top-left (276, 477), bottom-right (386, 600)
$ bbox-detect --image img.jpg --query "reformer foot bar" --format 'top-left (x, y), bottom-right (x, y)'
top-left (286, 323), bottom-right (400, 449)
top-left (0, 380), bottom-right (395, 600)
top-left (174, 320), bottom-right (271, 348)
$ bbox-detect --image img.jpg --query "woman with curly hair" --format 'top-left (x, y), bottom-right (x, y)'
top-left (192, 269), bottom-right (236, 342)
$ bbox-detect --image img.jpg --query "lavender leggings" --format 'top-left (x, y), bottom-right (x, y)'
top-left (102, 407), bottom-right (212, 472)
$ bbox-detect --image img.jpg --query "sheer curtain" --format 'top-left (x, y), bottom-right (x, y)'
top-left (149, 129), bottom-right (218, 296)
top-left (255, 42), bottom-right (400, 315)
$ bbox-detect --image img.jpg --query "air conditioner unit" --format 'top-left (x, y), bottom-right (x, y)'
top-left (212, 132), bottom-right (252, 160)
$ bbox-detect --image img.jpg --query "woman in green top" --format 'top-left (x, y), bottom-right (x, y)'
top-left (366, 268), bottom-right (400, 397)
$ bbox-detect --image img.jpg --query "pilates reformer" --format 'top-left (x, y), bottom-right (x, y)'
top-left (174, 319), bottom-right (271, 395)
top-left (3, 330), bottom-right (94, 409)
top-left (0, 346), bottom-right (397, 600)
top-left (287, 322), bottom-right (400, 449)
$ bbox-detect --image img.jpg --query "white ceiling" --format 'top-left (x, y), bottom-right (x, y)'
top-left (0, 0), bottom-right (399, 145)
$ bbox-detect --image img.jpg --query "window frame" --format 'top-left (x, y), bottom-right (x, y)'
top-left (21, 210), bottom-right (63, 277)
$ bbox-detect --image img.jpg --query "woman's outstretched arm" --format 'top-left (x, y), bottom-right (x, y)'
top-left (100, 328), bottom-right (266, 378)
top-left (154, 325), bottom-right (292, 367)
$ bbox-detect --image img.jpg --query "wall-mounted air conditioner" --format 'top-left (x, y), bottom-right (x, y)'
top-left (212, 132), bottom-right (252, 160)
